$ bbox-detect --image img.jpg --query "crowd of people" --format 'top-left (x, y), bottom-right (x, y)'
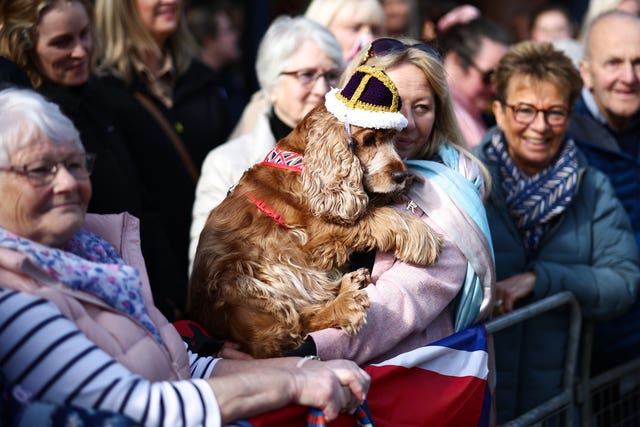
top-left (1, 0), bottom-right (640, 425)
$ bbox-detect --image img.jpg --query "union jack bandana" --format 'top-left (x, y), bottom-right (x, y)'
top-left (262, 147), bottom-right (303, 172)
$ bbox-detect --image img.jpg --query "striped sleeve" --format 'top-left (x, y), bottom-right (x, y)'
top-left (187, 345), bottom-right (220, 379)
top-left (0, 288), bottom-right (222, 427)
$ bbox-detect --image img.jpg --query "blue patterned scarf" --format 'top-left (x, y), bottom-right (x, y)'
top-left (0, 227), bottom-right (163, 344)
top-left (486, 132), bottom-right (578, 258)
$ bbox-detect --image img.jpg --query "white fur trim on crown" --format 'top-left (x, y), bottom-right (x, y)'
top-left (325, 88), bottom-right (408, 131)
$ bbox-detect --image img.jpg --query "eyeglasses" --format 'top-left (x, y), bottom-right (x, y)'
top-left (463, 58), bottom-right (494, 85)
top-left (280, 68), bottom-right (341, 87)
top-left (504, 103), bottom-right (571, 127)
top-left (0, 153), bottom-right (96, 186)
top-left (362, 37), bottom-right (442, 64)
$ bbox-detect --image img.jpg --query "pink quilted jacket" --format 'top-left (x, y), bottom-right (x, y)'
top-left (0, 213), bottom-right (191, 381)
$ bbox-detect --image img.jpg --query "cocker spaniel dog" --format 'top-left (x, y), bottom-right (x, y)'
top-left (189, 66), bottom-right (442, 358)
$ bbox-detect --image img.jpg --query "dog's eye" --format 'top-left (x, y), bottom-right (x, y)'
top-left (363, 134), bottom-right (377, 147)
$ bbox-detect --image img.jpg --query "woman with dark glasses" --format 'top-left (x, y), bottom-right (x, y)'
top-left (307, 37), bottom-right (495, 367)
top-left (439, 17), bottom-right (511, 148)
top-left (474, 41), bottom-right (639, 423)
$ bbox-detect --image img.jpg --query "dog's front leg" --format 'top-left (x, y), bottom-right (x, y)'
top-left (301, 268), bottom-right (370, 335)
top-left (355, 207), bottom-right (443, 266)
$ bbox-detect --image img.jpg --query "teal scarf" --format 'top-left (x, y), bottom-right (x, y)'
top-left (406, 144), bottom-right (494, 331)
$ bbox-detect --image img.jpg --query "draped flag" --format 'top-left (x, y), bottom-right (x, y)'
top-left (236, 325), bottom-right (492, 427)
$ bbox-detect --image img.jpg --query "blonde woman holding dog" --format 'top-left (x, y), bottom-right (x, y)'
top-left (303, 38), bottom-right (496, 365)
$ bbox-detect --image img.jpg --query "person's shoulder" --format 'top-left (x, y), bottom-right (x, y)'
top-left (201, 135), bottom-right (248, 169)
top-left (472, 131), bottom-right (493, 161)
top-left (84, 213), bottom-right (140, 252)
top-left (177, 58), bottom-right (217, 88)
top-left (456, 145), bottom-right (483, 170)
top-left (201, 129), bottom-right (270, 175)
top-left (184, 57), bottom-right (214, 75)
top-left (0, 56), bottom-right (32, 88)
top-left (94, 67), bottom-right (127, 87)
top-left (580, 163), bottom-right (619, 201)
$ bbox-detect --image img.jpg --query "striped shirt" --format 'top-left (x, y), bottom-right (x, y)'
top-left (0, 287), bottom-right (223, 426)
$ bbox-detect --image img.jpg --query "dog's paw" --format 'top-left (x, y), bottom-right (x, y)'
top-left (395, 216), bottom-right (443, 266)
top-left (340, 267), bottom-right (371, 291)
top-left (335, 269), bottom-right (370, 335)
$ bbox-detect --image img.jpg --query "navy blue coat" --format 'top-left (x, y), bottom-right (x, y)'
top-left (569, 97), bottom-right (640, 372)
top-left (475, 131), bottom-right (640, 422)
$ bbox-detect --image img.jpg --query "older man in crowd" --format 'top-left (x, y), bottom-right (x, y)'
top-left (569, 10), bottom-right (640, 373)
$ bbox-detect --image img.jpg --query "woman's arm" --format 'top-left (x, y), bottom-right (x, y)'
top-left (0, 288), bottom-right (220, 426)
top-left (0, 288), bottom-right (369, 426)
top-left (533, 171), bottom-right (640, 319)
top-left (311, 220), bottom-right (466, 364)
top-left (210, 357), bottom-right (369, 422)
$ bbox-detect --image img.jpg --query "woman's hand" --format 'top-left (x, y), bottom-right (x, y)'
top-left (291, 359), bottom-right (370, 420)
top-left (494, 271), bottom-right (536, 316)
top-left (217, 341), bottom-right (254, 360)
top-left (209, 357), bottom-right (370, 423)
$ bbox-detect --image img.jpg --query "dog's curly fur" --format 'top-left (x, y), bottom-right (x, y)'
top-left (189, 104), bottom-right (442, 358)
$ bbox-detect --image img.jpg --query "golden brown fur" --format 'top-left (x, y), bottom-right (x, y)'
top-left (189, 104), bottom-right (442, 358)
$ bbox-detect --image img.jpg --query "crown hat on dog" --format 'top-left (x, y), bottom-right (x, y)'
top-left (325, 65), bottom-right (408, 131)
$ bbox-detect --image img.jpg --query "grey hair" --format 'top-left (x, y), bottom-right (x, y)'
top-left (0, 87), bottom-right (82, 167)
top-left (255, 16), bottom-right (342, 105)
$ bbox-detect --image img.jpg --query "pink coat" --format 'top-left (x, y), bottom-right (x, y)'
top-left (310, 147), bottom-right (495, 366)
top-left (0, 213), bottom-right (191, 381)
top-left (310, 217), bottom-right (466, 365)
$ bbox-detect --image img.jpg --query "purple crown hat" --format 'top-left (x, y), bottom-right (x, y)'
top-left (325, 65), bottom-right (408, 131)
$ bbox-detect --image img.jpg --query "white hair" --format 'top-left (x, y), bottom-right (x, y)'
top-left (255, 16), bottom-right (342, 100)
top-left (0, 87), bottom-right (82, 167)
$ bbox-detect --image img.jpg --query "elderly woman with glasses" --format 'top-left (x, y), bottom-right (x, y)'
top-left (189, 15), bottom-right (342, 272)
top-left (285, 37), bottom-right (495, 367)
top-left (0, 87), bottom-right (370, 426)
top-left (473, 41), bottom-right (640, 423)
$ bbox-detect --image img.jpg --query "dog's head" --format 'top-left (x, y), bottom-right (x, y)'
top-left (277, 65), bottom-right (410, 224)
top-left (293, 104), bottom-right (408, 224)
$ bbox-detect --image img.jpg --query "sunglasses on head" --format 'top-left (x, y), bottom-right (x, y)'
top-left (361, 38), bottom-right (442, 64)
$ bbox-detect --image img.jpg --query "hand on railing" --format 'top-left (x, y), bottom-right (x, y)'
top-left (493, 271), bottom-right (536, 316)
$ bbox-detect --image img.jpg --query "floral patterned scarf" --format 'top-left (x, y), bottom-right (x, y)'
top-left (486, 131), bottom-right (579, 259)
top-left (0, 227), bottom-right (163, 344)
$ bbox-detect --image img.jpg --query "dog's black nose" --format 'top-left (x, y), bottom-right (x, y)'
top-left (391, 171), bottom-right (408, 184)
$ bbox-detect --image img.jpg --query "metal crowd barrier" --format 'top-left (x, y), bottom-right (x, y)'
top-left (484, 291), bottom-right (582, 426)
top-left (485, 291), bottom-right (640, 426)
top-left (578, 322), bottom-right (640, 427)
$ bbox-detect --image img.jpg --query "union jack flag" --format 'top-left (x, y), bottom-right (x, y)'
top-left (262, 148), bottom-right (304, 172)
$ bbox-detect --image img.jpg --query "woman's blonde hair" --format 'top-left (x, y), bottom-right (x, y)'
top-left (342, 37), bottom-right (491, 186)
top-left (0, 0), bottom-right (95, 88)
top-left (94, 0), bottom-right (196, 83)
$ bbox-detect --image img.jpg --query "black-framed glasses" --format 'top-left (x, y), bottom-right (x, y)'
top-left (504, 102), bottom-right (571, 127)
top-left (362, 37), bottom-right (442, 64)
top-left (463, 58), bottom-right (494, 85)
top-left (0, 153), bottom-right (96, 186)
top-left (279, 68), bottom-right (341, 87)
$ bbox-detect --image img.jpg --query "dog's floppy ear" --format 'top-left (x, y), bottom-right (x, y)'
top-left (302, 106), bottom-right (368, 224)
